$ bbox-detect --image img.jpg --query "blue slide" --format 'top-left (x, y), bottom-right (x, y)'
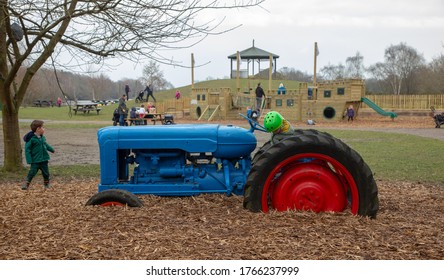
top-left (361, 97), bottom-right (397, 119)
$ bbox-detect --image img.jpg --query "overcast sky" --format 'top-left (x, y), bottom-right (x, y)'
top-left (103, 0), bottom-right (444, 88)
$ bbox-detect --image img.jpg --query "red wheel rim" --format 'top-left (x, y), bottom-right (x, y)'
top-left (261, 153), bottom-right (359, 214)
top-left (100, 201), bottom-right (125, 206)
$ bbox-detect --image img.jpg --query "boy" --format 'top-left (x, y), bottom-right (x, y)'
top-left (22, 120), bottom-right (55, 190)
top-left (263, 111), bottom-right (295, 143)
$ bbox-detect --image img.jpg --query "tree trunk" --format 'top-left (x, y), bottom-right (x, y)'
top-left (1, 105), bottom-right (23, 171)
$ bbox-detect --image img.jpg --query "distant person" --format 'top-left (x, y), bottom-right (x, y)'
top-left (148, 103), bottom-right (156, 114)
top-left (145, 84), bottom-right (156, 103)
top-left (308, 88), bottom-right (313, 100)
top-left (112, 108), bottom-right (119, 126)
top-left (136, 90), bottom-right (144, 102)
top-left (255, 83), bottom-right (265, 111)
top-left (137, 104), bottom-right (146, 117)
top-left (277, 83), bottom-right (286, 95)
top-left (130, 107), bottom-right (137, 119)
top-left (129, 107), bottom-right (139, 125)
top-left (56, 97), bottom-right (62, 107)
top-left (175, 90), bottom-right (181, 100)
top-left (138, 104), bottom-right (147, 124)
top-left (125, 84), bottom-right (130, 96)
top-left (118, 94), bottom-right (128, 126)
top-left (347, 105), bottom-right (355, 122)
top-left (246, 107), bottom-right (252, 118)
top-left (22, 120), bottom-right (55, 190)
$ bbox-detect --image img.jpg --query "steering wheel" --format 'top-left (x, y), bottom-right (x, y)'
top-left (239, 113), bottom-right (268, 133)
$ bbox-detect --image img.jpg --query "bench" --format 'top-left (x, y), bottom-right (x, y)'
top-left (125, 114), bottom-right (164, 125)
top-left (125, 118), bottom-right (147, 125)
top-left (73, 107), bottom-right (102, 115)
top-left (145, 114), bottom-right (163, 125)
top-left (33, 100), bottom-right (52, 107)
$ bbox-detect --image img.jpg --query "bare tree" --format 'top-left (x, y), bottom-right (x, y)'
top-left (88, 73), bottom-right (115, 101)
top-left (141, 61), bottom-right (169, 91)
top-left (320, 63), bottom-right (345, 81)
top-left (279, 67), bottom-right (312, 83)
top-left (0, 0), bottom-right (264, 171)
top-left (317, 52), bottom-right (365, 82)
top-left (368, 43), bottom-right (425, 94)
top-left (367, 62), bottom-right (391, 90)
top-left (427, 54), bottom-right (444, 92)
top-left (366, 63), bottom-right (392, 93)
top-left (345, 51), bottom-right (364, 79)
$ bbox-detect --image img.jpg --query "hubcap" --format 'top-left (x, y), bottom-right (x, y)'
top-left (262, 153), bottom-right (359, 214)
top-left (271, 163), bottom-right (347, 212)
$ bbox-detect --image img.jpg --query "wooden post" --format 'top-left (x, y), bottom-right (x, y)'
top-left (191, 53), bottom-right (195, 89)
top-left (236, 51), bottom-right (240, 93)
top-left (313, 42), bottom-right (319, 84)
top-left (269, 53), bottom-right (273, 93)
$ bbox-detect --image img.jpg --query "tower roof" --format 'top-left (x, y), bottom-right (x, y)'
top-left (228, 40), bottom-right (279, 59)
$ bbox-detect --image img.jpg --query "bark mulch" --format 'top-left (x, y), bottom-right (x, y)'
top-left (0, 179), bottom-right (442, 260)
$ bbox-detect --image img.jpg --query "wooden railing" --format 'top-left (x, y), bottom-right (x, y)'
top-left (155, 97), bottom-right (191, 116)
top-left (363, 94), bottom-right (444, 110)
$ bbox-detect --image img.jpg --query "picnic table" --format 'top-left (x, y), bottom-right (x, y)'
top-left (126, 113), bottom-right (164, 125)
top-left (33, 100), bottom-right (52, 107)
top-left (72, 101), bottom-right (101, 115)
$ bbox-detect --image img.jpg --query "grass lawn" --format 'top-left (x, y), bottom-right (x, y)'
top-left (18, 104), bottom-right (116, 122)
top-left (325, 130), bottom-right (444, 184)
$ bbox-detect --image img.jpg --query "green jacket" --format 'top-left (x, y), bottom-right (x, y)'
top-left (25, 134), bottom-right (55, 164)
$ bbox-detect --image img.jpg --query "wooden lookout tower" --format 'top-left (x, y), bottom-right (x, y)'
top-left (227, 40), bottom-right (279, 79)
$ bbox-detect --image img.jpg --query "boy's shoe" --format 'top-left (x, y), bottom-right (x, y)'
top-left (44, 183), bottom-right (50, 188)
top-left (22, 182), bottom-right (30, 190)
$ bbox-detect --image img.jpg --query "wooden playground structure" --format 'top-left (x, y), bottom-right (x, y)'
top-left (187, 43), bottom-right (390, 122)
top-left (189, 78), bottom-right (370, 122)
top-left (158, 42), bottom-right (442, 121)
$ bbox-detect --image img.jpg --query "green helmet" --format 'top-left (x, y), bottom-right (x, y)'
top-left (264, 111), bottom-right (283, 132)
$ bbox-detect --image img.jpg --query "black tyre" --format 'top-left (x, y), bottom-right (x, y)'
top-left (86, 189), bottom-right (143, 207)
top-left (252, 140), bottom-right (272, 165)
top-left (244, 130), bottom-right (379, 218)
top-left (252, 129), bottom-right (333, 165)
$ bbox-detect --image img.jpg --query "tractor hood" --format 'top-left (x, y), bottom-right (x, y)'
top-left (97, 124), bottom-right (257, 159)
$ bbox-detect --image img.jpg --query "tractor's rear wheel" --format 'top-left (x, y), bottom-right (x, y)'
top-left (252, 139), bottom-right (272, 165)
top-left (86, 189), bottom-right (143, 207)
top-left (244, 130), bottom-right (379, 218)
top-left (252, 129), bottom-right (333, 165)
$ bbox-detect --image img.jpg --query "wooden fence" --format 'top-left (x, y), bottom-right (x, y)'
top-left (156, 94), bottom-right (444, 119)
top-left (155, 97), bottom-right (191, 117)
top-left (363, 94), bottom-right (444, 110)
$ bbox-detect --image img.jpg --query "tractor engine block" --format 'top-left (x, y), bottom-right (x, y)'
top-left (97, 124), bottom-right (257, 196)
top-left (128, 149), bottom-right (251, 195)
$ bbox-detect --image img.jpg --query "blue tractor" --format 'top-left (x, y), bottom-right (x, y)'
top-left (86, 116), bottom-right (379, 217)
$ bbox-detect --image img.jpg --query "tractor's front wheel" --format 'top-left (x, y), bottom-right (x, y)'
top-left (243, 130), bottom-right (379, 218)
top-left (86, 189), bottom-right (143, 207)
